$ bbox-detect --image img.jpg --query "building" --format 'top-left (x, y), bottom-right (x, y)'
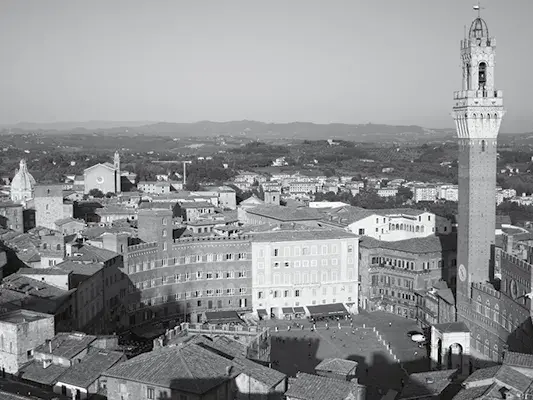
top-left (34, 185), bottom-right (73, 230)
top-left (416, 281), bottom-right (456, 328)
top-left (240, 205), bottom-right (323, 226)
top-left (321, 206), bottom-right (452, 241)
top-left (248, 224), bottom-right (359, 319)
top-left (10, 159), bottom-right (36, 205)
top-left (358, 234), bottom-right (457, 317)
top-left (397, 369), bottom-right (457, 399)
top-left (54, 217), bottom-right (85, 235)
top-left (314, 358), bottom-right (358, 381)
top-left (377, 188), bottom-right (399, 198)
top-left (438, 185), bottom-right (459, 202)
top-left (137, 181), bottom-right (171, 194)
top-left (83, 151), bottom-right (121, 194)
top-left (125, 209), bottom-right (252, 328)
top-left (412, 185), bottom-right (438, 203)
top-left (103, 343), bottom-right (238, 400)
top-left (0, 201), bottom-right (24, 233)
top-left (0, 310), bottom-right (55, 374)
top-left (430, 14), bottom-right (523, 370)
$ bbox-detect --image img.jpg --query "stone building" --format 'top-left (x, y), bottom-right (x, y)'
top-left (0, 310), bottom-right (55, 374)
top-left (358, 234), bottom-right (457, 318)
top-left (0, 201), bottom-right (24, 233)
top-left (125, 209), bottom-right (252, 327)
top-left (34, 185), bottom-right (73, 230)
top-left (10, 159), bottom-right (36, 205)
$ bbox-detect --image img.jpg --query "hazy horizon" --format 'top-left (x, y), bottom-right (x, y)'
top-left (2, 0), bottom-right (532, 132)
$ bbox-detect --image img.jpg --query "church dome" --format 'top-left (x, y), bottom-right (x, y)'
top-left (10, 159), bottom-right (36, 202)
top-left (469, 17), bottom-right (489, 39)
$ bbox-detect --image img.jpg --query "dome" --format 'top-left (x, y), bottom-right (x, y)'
top-left (469, 17), bottom-right (489, 39)
top-left (10, 159), bottom-right (36, 202)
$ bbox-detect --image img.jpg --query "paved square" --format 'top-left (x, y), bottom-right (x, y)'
top-left (267, 311), bottom-right (430, 393)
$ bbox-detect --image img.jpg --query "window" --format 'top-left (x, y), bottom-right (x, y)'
top-left (147, 387), bottom-right (155, 399)
top-left (295, 290), bottom-right (300, 297)
top-left (358, 228), bottom-right (365, 235)
top-left (481, 140), bottom-right (486, 152)
top-left (258, 291), bottom-right (263, 299)
top-left (273, 248), bottom-right (279, 257)
top-left (162, 229), bottom-right (167, 237)
top-left (284, 290), bottom-right (289, 297)
top-left (284, 261), bottom-right (290, 268)
top-left (273, 262), bottom-right (280, 268)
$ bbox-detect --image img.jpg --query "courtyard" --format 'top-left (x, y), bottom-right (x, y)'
top-left (267, 311), bottom-right (430, 393)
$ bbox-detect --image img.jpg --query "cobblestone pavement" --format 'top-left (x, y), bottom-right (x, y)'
top-left (265, 310), bottom-right (430, 393)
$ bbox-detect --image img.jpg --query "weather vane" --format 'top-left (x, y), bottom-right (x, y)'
top-left (473, 0), bottom-right (485, 18)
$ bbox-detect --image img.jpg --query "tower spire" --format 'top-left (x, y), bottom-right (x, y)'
top-left (473, 1), bottom-right (484, 18)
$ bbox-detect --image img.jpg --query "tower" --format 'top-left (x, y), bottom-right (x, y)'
top-left (114, 151), bottom-right (121, 193)
top-left (452, 16), bottom-right (505, 306)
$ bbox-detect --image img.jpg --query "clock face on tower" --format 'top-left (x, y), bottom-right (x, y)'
top-left (510, 279), bottom-right (518, 299)
top-left (458, 264), bottom-right (467, 282)
top-left (96, 176), bottom-right (104, 184)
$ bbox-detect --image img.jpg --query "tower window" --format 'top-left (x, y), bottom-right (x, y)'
top-left (478, 62), bottom-right (487, 90)
top-left (481, 140), bottom-right (486, 152)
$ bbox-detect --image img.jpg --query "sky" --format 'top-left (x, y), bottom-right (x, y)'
top-left (1, 0), bottom-right (532, 132)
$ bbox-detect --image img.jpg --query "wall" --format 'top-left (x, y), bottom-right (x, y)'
top-left (0, 204), bottom-right (24, 233)
top-left (0, 313), bottom-right (55, 374)
top-left (54, 382), bottom-right (88, 400)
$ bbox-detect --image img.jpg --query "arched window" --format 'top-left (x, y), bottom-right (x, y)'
top-left (478, 62), bottom-right (487, 89)
top-left (42, 243), bottom-right (47, 250)
top-left (56, 244), bottom-right (61, 251)
top-left (481, 140), bottom-right (486, 152)
top-left (162, 229), bottom-right (167, 237)
top-left (466, 64), bottom-right (471, 89)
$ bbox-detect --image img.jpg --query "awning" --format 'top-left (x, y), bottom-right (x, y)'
top-left (307, 303), bottom-right (348, 318)
top-left (282, 307), bottom-right (294, 314)
top-left (257, 309), bottom-right (268, 317)
top-left (205, 310), bottom-right (242, 324)
top-left (293, 307), bottom-right (306, 314)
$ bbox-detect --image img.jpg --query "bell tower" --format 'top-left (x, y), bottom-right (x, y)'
top-left (452, 14), bottom-right (505, 308)
top-left (114, 151), bottom-right (121, 193)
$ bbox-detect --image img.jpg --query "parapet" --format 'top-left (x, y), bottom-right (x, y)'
top-left (501, 252), bottom-right (532, 274)
top-left (453, 90), bottom-right (503, 100)
top-left (173, 235), bottom-right (251, 245)
top-left (127, 241), bottom-right (159, 252)
top-left (472, 282), bottom-right (501, 299)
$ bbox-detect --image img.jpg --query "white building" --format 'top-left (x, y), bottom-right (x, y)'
top-left (413, 185), bottom-right (438, 203)
top-left (248, 225), bottom-right (359, 319)
top-left (377, 188), bottom-right (398, 198)
top-left (438, 185), bottom-right (459, 202)
top-left (321, 206), bottom-right (452, 241)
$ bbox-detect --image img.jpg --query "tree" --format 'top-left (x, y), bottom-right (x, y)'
top-left (106, 192), bottom-right (117, 198)
top-left (89, 188), bottom-right (105, 198)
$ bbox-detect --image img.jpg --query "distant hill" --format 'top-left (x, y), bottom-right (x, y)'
top-left (0, 120), bottom-right (458, 142)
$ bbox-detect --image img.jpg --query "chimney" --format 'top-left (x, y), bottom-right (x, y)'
top-left (46, 339), bottom-right (52, 354)
top-left (226, 365), bottom-right (233, 376)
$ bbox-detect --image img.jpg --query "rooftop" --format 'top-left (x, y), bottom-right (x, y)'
top-left (360, 233), bottom-right (457, 254)
top-left (178, 201), bottom-right (215, 209)
top-left (503, 351), bottom-right (533, 368)
top-left (284, 372), bottom-right (363, 400)
top-left (56, 260), bottom-right (104, 277)
top-left (17, 267), bottom-right (69, 276)
top-left (246, 205), bottom-right (324, 222)
top-left (315, 358), bottom-right (358, 375)
top-left (233, 357), bottom-right (286, 388)
top-left (57, 348), bottom-right (124, 388)
top-left (34, 332), bottom-right (97, 359)
top-left (103, 343), bottom-right (235, 394)
top-left (66, 243), bottom-right (119, 263)
top-left (20, 361), bottom-right (68, 385)
top-left (399, 369), bottom-right (456, 399)
top-left (433, 321), bottom-right (469, 334)
top-left (54, 217), bottom-right (85, 226)
top-left (0, 309), bottom-right (53, 324)
top-left (2, 274), bottom-right (70, 299)
top-left (244, 223), bottom-right (357, 242)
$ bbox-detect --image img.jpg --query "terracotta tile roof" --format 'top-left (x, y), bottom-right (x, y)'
top-left (178, 201), bottom-right (215, 209)
top-left (463, 365), bottom-right (500, 385)
top-left (34, 332), bottom-right (97, 360)
top-left (399, 369), bottom-right (456, 399)
top-left (244, 223), bottom-right (357, 242)
top-left (66, 243), bottom-right (119, 263)
top-left (2, 274), bottom-right (69, 298)
top-left (56, 260), bottom-right (103, 277)
top-left (54, 217), bottom-right (85, 226)
top-left (57, 348), bottom-right (124, 388)
top-left (360, 233), bottom-right (457, 254)
top-left (503, 351), bottom-right (533, 368)
top-left (452, 384), bottom-right (492, 400)
top-left (103, 343), bottom-right (234, 395)
top-left (20, 360), bottom-right (68, 385)
top-left (315, 358), bottom-right (358, 375)
top-left (233, 357), bottom-right (286, 388)
top-left (17, 267), bottom-right (69, 276)
top-left (284, 372), bottom-right (362, 400)
top-left (246, 205), bottom-right (324, 222)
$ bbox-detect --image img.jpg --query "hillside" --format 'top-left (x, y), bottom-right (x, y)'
top-left (0, 120), bottom-right (456, 143)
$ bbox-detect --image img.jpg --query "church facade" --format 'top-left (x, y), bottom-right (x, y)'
top-left (83, 152), bottom-right (121, 194)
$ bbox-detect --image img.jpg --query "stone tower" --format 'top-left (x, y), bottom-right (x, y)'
top-left (114, 151), bottom-right (121, 193)
top-left (452, 17), bottom-right (505, 306)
